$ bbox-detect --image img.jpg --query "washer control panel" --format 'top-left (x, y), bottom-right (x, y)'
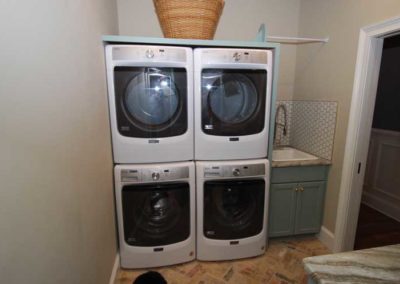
top-left (112, 45), bottom-right (188, 63)
top-left (204, 163), bottom-right (265, 178)
top-left (121, 166), bottom-right (189, 182)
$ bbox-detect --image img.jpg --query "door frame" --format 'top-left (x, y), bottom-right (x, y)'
top-left (334, 16), bottom-right (400, 252)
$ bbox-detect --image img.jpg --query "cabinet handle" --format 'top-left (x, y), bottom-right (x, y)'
top-left (299, 187), bottom-right (304, 192)
top-left (295, 187), bottom-right (298, 192)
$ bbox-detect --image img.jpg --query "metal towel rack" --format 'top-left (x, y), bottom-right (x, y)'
top-left (256, 24), bottom-right (329, 44)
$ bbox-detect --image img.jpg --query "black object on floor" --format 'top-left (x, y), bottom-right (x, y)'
top-left (133, 271), bottom-right (167, 284)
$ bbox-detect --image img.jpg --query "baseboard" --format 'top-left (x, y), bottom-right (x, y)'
top-left (317, 226), bottom-right (335, 252)
top-left (362, 193), bottom-right (400, 222)
top-left (109, 254), bottom-right (120, 284)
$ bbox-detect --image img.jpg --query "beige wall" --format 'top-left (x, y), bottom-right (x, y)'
top-left (117, 0), bottom-right (301, 100)
top-left (294, 0), bottom-right (400, 233)
top-left (0, 1), bottom-right (118, 283)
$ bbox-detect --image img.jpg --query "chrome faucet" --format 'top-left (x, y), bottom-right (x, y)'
top-left (274, 104), bottom-right (287, 146)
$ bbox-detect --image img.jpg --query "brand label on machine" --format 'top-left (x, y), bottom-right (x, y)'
top-left (206, 230), bottom-right (215, 236)
top-left (121, 169), bottom-right (139, 182)
top-left (204, 167), bottom-right (221, 177)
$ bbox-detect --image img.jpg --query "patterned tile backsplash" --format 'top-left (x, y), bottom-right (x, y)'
top-left (274, 100), bottom-right (338, 161)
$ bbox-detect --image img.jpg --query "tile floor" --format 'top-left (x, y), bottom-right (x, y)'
top-left (115, 236), bottom-right (330, 284)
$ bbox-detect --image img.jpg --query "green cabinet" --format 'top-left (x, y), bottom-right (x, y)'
top-left (269, 166), bottom-right (328, 237)
top-left (269, 183), bottom-right (297, 236)
top-left (294, 181), bottom-right (326, 234)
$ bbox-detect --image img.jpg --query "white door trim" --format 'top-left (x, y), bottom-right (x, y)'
top-left (333, 16), bottom-right (400, 252)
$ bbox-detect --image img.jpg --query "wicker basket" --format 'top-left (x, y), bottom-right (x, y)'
top-left (153, 0), bottom-right (225, 40)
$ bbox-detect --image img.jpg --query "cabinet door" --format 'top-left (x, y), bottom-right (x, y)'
top-left (269, 183), bottom-right (297, 237)
top-left (294, 181), bottom-right (326, 235)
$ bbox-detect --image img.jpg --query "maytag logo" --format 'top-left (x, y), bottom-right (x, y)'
top-left (148, 139), bottom-right (159, 144)
top-left (206, 230), bottom-right (215, 236)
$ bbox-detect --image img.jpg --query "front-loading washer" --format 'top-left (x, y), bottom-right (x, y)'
top-left (105, 45), bottom-right (193, 163)
top-left (114, 162), bottom-right (195, 268)
top-left (196, 159), bottom-right (269, 261)
top-left (194, 48), bottom-right (273, 160)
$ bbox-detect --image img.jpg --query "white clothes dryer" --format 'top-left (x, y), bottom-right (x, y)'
top-left (196, 159), bottom-right (269, 261)
top-left (105, 45), bottom-right (193, 163)
top-left (114, 162), bottom-right (196, 268)
top-left (194, 48), bottom-right (273, 160)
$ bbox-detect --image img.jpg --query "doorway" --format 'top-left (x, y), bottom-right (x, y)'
top-left (354, 34), bottom-right (400, 250)
top-left (334, 16), bottom-right (400, 252)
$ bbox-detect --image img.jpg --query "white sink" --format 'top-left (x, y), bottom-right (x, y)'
top-left (272, 147), bottom-right (318, 162)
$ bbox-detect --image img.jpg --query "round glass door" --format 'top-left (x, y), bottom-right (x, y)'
top-left (208, 74), bottom-right (258, 124)
top-left (123, 68), bottom-right (181, 130)
top-left (201, 69), bottom-right (267, 136)
top-left (113, 66), bottom-right (188, 138)
top-left (138, 191), bottom-right (181, 236)
top-left (213, 186), bottom-right (257, 230)
top-left (203, 179), bottom-right (265, 240)
top-left (122, 183), bottom-right (190, 246)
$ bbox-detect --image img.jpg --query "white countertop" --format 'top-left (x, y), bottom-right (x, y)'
top-left (303, 244), bottom-right (400, 283)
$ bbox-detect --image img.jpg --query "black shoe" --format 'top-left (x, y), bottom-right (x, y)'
top-left (133, 271), bottom-right (167, 284)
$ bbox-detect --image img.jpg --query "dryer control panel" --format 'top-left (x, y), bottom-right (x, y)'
top-left (203, 163), bottom-right (265, 178)
top-left (200, 48), bottom-right (270, 65)
top-left (121, 166), bottom-right (189, 183)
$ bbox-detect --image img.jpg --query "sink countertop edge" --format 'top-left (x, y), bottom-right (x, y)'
top-left (271, 158), bottom-right (331, 168)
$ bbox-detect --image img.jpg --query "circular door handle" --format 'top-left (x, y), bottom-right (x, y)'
top-left (295, 187), bottom-right (299, 192)
top-left (232, 168), bottom-right (240, 176)
top-left (233, 52), bottom-right (241, 61)
top-left (299, 187), bottom-right (304, 192)
top-left (151, 172), bottom-right (160, 180)
top-left (145, 49), bottom-right (154, 58)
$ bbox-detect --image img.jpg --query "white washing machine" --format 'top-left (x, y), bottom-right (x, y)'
top-left (105, 45), bottom-right (193, 163)
top-left (196, 159), bottom-right (269, 261)
top-left (114, 162), bottom-right (196, 268)
top-left (194, 48), bottom-right (273, 160)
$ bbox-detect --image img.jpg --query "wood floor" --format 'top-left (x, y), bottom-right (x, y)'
top-left (115, 236), bottom-right (329, 284)
top-left (354, 203), bottom-right (400, 250)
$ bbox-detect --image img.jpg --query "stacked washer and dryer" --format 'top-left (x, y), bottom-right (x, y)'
top-left (106, 45), bottom-right (196, 269)
top-left (105, 44), bottom-right (273, 268)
